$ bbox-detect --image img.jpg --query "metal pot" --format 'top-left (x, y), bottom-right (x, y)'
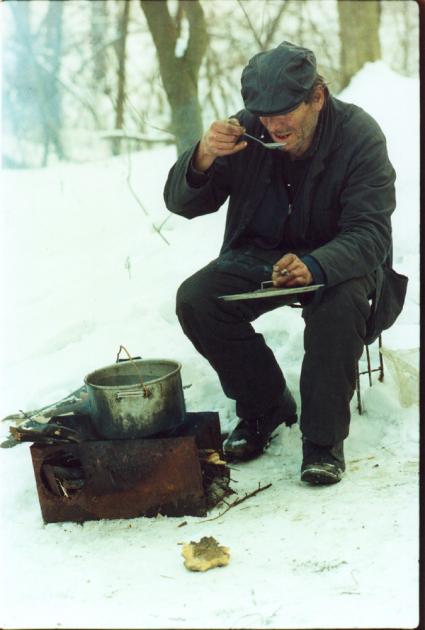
top-left (84, 358), bottom-right (185, 439)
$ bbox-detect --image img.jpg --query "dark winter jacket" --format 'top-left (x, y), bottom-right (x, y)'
top-left (164, 95), bottom-right (407, 342)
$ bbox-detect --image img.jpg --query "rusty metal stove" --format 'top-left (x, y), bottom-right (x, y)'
top-left (31, 411), bottom-right (227, 524)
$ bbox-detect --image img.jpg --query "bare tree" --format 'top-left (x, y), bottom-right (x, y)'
top-left (338, 0), bottom-right (381, 89)
top-left (42, 0), bottom-right (65, 163)
top-left (4, 1), bottom-right (65, 166)
top-left (90, 0), bottom-right (109, 85)
top-left (112, 0), bottom-right (131, 155)
top-left (379, 1), bottom-right (419, 78)
top-left (236, 0), bottom-right (291, 51)
top-left (140, 0), bottom-right (208, 155)
top-left (3, 0), bottom-right (418, 166)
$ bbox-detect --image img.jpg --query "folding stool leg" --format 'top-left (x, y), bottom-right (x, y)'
top-left (355, 362), bottom-right (363, 415)
top-left (378, 333), bottom-right (384, 382)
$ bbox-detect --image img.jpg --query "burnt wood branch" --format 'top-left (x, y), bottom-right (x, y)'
top-left (201, 482), bottom-right (273, 523)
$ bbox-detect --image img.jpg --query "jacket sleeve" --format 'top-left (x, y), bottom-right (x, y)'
top-left (163, 142), bottom-right (232, 219)
top-left (309, 125), bottom-right (396, 287)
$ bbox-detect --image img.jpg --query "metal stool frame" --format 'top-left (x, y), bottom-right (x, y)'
top-left (356, 333), bottom-right (384, 415)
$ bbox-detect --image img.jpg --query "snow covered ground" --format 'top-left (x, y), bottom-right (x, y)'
top-left (0, 63), bottom-right (419, 629)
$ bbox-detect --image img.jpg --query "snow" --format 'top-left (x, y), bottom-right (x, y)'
top-left (0, 62), bottom-right (419, 629)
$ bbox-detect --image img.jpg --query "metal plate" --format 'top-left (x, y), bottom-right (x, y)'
top-left (219, 283), bottom-right (324, 301)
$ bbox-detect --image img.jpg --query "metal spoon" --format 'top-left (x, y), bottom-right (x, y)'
top-left (242, 132), bottom-right (287, 150)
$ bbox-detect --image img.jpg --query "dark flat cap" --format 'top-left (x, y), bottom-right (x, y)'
top-left (241, 41), bottom-right (317, 116)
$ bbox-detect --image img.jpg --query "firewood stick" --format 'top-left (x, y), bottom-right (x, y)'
top-left (200, 483), bottom-right (272, 523)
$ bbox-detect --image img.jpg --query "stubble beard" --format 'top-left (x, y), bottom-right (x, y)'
top-left (286, 112), bottom-right (319, 159)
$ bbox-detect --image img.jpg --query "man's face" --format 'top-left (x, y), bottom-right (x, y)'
top-left (259, 86), bottom-right (325, 158)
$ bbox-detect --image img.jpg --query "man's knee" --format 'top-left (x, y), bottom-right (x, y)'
top-left (176, 276), bottom-right (194, 311)
top-left (176, 265), bottom-right (216, 318)
top-left (303, 277), bottom-right (373, 333)
top-left (176, 275), bottom-right (201, 320)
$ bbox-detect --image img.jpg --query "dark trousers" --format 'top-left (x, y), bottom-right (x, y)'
top-left (176, 247), bottom-right (375, 446)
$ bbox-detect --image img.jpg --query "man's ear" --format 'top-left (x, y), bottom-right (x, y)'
top-left (313, 86), bottom-right (325, 111)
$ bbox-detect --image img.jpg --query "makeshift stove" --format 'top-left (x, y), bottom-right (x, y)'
top-left (5, 353), bottom-right (232, 524)
top-left (30, 410), bottom-right (229, 524)
top-left (2, 354), bottom-right (230, 524)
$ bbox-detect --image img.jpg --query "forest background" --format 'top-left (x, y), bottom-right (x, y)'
top-left (2, 0), bottom-right (419, 169)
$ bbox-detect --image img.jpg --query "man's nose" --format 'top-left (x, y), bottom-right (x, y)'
top-left (263, 115), bottom-right (286, 132)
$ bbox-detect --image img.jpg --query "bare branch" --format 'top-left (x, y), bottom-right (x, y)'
top-left (200, 483), bottom-right (273, 523)
top-left (236, 0), bottom-right (264, 50)
top-left (263, 1), bottom-right (291, 49)
top-left (125, 145), bottom-right (149, 216)
top-left (152, 218), bottom-right (171, 246)
top-left (98, 130), bottom-right (172, 145)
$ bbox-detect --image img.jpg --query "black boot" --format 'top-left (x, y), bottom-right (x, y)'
top-left (224, 388), bottom-right (297, 462)
top-left (301, 437), bottom-right (345, 485)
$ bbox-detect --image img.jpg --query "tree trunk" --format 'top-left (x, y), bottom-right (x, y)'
top-left (113, 0), bottom-right (130, 155)
top-left (44, 0), bottom-right (65, 163)
top-left (90, 0), bottom-right (109, 84)
top-left (140, 0), bottom-right (208, 155)
top-left (338, 0), bottom-right (381, 89)
top-left (9, 1), bottom-right (64, 166)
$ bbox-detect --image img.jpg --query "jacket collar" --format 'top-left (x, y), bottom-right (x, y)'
top-left (309, 95), bottom-right (344, 177)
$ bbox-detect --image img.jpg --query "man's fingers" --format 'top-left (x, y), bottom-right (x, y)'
top-left (212, 119), bottom-right (245, 138)
top-left (227, 118), bottom-right (245, 132)
top-left (273, 262), bottom-right (303, 277)
top-left (286, 259), bottom-right (303, 271)
top-left (284, 274), bottom-right (309, 287)
top-left (204, 120), bottom-right (247, 157)
top-left (272, 273), bottom-right (309, 287)
top-left (271, 253), bottom-right (312, 287)
top-left (208, 141), bottom-right (247, 157)
top-left (212, 128), bottom-right (242, 141)
top-left (273, 253), bottom-right (297, 271)
top-left (229, 141), bottom-right (248, 154)
top-left (210, 137), bottom-right (245, 150)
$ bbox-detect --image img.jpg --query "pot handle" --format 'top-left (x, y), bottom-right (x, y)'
top-left (115, 389), bottom-right (150, 401)
top-left (115, 345), bottom-right (152, 398)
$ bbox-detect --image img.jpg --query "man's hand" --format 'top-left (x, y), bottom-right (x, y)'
top-left (193, 118), bottom-right (247, 172)
top-left (272, 253), bottom-right (313, 287)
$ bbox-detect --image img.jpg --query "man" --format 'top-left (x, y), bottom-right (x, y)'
top-left (164, 41), bottom-right (404, 485)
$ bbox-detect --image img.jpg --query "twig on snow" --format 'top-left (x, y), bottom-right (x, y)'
top-left (125, 144), bottom-right (149, 216)
top-left (200, 482), bottom-right (272, 523)
top-left (152, 215), bottom-right (172, 246)
top-left (124, 133), bottom-right (173, 246)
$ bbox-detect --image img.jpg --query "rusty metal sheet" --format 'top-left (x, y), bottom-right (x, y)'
top-left (29, 411), bottom-right (224, 524)
top-left (31, 436), bottom-right (206, 523)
